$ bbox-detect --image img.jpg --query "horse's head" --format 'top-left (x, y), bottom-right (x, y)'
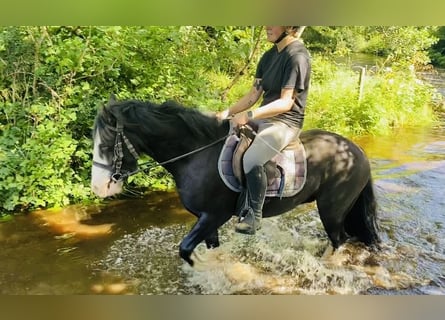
top-left (91, 97), bottom-right (140, 198)
top-left (91, 95), bottom-right (228, 198)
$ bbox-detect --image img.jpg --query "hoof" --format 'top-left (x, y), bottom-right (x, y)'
top-left (180, 249), bottom-right (194, 267)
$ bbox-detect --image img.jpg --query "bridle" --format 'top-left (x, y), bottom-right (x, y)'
top-left (93, 120), bottom-right (229, 183)
top-left (92, 122), bottom-right (140, 183)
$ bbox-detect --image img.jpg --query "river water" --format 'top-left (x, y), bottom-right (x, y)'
top-left (1, 62), bottom-right (445, 295)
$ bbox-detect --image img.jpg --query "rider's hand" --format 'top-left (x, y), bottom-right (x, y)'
top-left (216, 109), bottom-right (230, 120)
top-left (231, 111), bottom-right (249, 127)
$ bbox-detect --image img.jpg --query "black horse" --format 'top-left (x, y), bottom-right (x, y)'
top-left (91, 97), bottom-right (380, 266)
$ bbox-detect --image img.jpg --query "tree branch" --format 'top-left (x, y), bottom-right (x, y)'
top-left (220, 27), bottom-right (263, 102)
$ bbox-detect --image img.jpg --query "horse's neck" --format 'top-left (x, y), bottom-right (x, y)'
top-left (144, 119), bottom-right (228, 165)
top-left (152, 136), bottom-right (209, 161)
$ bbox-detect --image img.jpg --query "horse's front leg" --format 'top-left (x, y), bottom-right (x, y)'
top-left (205, 229), bottom-right (219, 249)
top-left (179, 214), bottom-right (218, 266)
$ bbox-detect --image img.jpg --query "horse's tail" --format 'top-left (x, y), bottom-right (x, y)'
top-left (344, 177), bottom-right (381, 247)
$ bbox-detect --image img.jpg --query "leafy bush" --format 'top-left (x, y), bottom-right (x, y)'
top-left (306, 27), bottom-right (439, 68)
top-left (429, 26), bottom-right (445, 67)
top-left (305, 61), bottom-right (436, 136)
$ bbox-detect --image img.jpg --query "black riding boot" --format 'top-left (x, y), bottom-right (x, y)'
top-left (235, 165), bottom-right (267, 235)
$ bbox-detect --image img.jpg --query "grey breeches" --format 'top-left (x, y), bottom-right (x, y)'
top-left (243, 120), bottom-right (301, 173)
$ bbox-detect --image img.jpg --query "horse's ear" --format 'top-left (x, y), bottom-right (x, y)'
top-left (109, 93), bottom-right (117, 104)
top-left (100, 97), bottom-right (115, 121)
top-left (101, 94), bottom-right (118, 117)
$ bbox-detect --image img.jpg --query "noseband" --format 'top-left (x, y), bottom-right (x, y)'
top-left (93, 122), bottom-right (139, 183)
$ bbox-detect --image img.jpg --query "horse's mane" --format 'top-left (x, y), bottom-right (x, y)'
top-left (94, 98), bottom-right (226, 158)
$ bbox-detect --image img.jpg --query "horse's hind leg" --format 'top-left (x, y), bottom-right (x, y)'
top-left (316, 199), bottom-right (351, 249)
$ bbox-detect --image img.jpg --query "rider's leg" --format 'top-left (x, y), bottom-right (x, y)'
top-left (234, 164), bottom-right (267, 234)
top-left (235, 121), bottom-right (300, 234)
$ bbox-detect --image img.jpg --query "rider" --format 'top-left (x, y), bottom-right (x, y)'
top-left (217, 26), bottom-right (311, 234)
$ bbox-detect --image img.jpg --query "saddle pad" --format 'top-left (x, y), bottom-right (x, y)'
top-left (218, 134), bottom-right (242, 192)
top-left (218, 133), bottom-right (307, 198)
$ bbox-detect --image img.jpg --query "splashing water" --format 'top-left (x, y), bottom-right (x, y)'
top-left (99, 203), bottom-right (430, 295)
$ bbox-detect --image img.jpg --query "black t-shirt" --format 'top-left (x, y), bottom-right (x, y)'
top-left (255, 40), bottom-right (311, 128)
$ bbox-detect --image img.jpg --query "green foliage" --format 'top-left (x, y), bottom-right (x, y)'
top-left (361, 27), bottom-right (438, 68)
top-left (309, 54), bottom-right (339, 85)
top-left (305, 57), bottom-right (436, 136)
top-left (305, 26), bottom-right (368, 55)
top-left (429, 26), bottom-right (445, 67)
top-left (306, 26), bottom-right (438, 68)
top-left (0, 26), bottom-right (441, 214)
top-left (0, 101), bottom-right (91, 212)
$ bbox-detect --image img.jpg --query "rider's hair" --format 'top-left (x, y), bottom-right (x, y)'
top-left (285, 26), bottom-right (306, 39)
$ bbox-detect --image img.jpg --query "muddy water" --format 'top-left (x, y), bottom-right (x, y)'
top-left (0, 193), bottom-right (195, 294)
top-left (1, 120), bottom-right (444, 295)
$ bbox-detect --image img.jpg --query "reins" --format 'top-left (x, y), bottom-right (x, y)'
top-left (93, 120), bottom-right (229, 182)
top-left (123, 133), bottom-right (229, 179)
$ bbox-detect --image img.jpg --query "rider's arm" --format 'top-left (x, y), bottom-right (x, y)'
top-left (231, 87), bottom-right (295, 126)
top-left (218, 78), bottom-right (263, 119)
top-left (249, 87), bottom-right (294, 119)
